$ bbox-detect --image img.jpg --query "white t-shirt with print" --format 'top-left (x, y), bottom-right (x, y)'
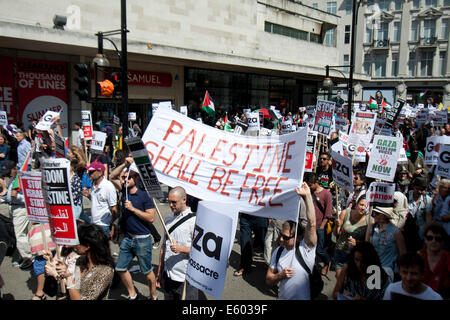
top-left (270, 240), bottom-right (316, 300)
top-left (383, 281), bottom-right (442, 300)
top-left (90, 178), bottom-right (117, 227)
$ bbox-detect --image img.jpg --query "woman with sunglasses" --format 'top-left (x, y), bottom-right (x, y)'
top-left (418, 222), bottom-right (450, 299)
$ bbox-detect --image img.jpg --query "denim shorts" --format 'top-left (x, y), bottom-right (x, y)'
top-left (334, 249), bottom-right (349, 270)
top-left (33, 255), bottom-right (47, 276)
top-left (115, 236), bottom-right (154, 275)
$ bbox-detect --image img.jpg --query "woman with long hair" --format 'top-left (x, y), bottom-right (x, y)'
top-left (55, 223), bottom-right (114, 300)
top-left (333, 192), bottom-right (369, 280)
top-left (68, 145), bottom-right (87, 179)
top-left (333, 241), bottom-right (390, 300)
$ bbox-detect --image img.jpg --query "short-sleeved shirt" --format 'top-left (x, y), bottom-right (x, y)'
top-left (270, 240), bottom-right (316, 300)
top-left (163, 209), bottom-right (196, 282)
top-left (316, 166), bottom-right (333, 189)
top-left (312, 188), bottom-right (333, 227)
top-left (383, 281), bottom-right (442, 300)
top-left (408, 191), bottom-right (432, 239)
top-left (439, 195), bottom-right (450, 236)
top-left (122, 189), bottom-right (154, 236)
top-left (90, 178), bottom-right (117, 227)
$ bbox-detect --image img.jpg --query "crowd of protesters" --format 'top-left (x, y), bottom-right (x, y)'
top-left (0, 94), bottom-right (449, 301)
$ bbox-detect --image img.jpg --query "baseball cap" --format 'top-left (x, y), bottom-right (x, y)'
top-left (85, 161), bottom-right (105, 172)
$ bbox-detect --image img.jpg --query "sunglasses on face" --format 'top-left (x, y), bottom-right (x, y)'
top-left (425, 235), bottom-right (443, 242)
top-left (280, 234), bottom-right (295, 240)
top-left (320, 158), bottom-right (328, 161)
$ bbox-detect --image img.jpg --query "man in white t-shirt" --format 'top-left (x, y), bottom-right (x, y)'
top-left (74, 122), bottom-right (84, 149)
top-left (383, 252), bottom-right (442, 300)
top-left (82, 161), bottom-right (117, 239)
top-left (265, 183), bottom-right (318, 300)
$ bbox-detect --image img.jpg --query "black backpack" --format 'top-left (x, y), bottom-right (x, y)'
top-left (275, 245), bottom-right (324, 299)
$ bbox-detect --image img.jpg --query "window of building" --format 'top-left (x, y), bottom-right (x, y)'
top-left (425, 0), bottom-right (437, 7)
top-left (408, 52), bottom-right (416, 76)
top-left (391, 54), bottom-right (399, 76)
top-left (441, 19), bottom-right (449, 40)
top-left (393, 22), bottom-right (401, 42)
top-left (445, 0), bottom-right (450, 7)
top-left (413, 0), bottom-right (420, 9)
top-left (411, 20), bottom-right (419, 41)
top-left (375, 54), bottom-right (387, 77)
top-left (326, 2), bottom-right (337, 14)
top-left (366, 25), bottom-right (373, 43)
top-left (345, 0), bottom-right (352, 14)
top-left (394, 0), bottom-right (402, 10)
top-left (310, 33), bottom-right (322, 43)
top-left (379, 0), bottom-right (390, 11)
top-left (264, 22), bottom-right (308, 41)
top-left (345, 25), bottom-right (351, 44)
top-left (439, 51), bottom-right (447, 76)
top-left (325, 28), bottom-right (335, 46)
top-left (344, 54), bottom-right (350, 72)
top-left (420, 51), bottom-right (433, 76)
top-left (377, 22), bottom-right (389, 41)
top-left (312, 3), bottom-right (318, 9)
top-left (363, 54), bottom-right (372, 76)
top-left (423, 20), bottom-right (436, 38)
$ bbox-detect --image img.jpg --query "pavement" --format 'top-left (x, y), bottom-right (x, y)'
top-left (0, 184), bottom-right (336, 300)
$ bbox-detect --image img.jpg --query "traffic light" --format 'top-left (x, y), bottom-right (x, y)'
top-left (73, 63), bottom-right (91, 101)
top-left (110, 71), bottom-right (122, 96)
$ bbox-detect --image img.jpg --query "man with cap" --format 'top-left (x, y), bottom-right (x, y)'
top-left (82, 161), bottom-right (118, 239)
top-left (115, 164), bottom-right (157, 300)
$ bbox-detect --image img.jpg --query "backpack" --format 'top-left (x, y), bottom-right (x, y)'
top-left (275, 245), bottom-right (324, 300)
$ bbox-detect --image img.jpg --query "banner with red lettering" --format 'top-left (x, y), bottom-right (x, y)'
top-left (0, 56), bottom-right (16, 124)
top-left (20, 171), bottom-right (49, 224)
top-left (142, 107), bottom-right (308, 221)
top-left (41, 158), bottom-right (78, 245)
top-left (16, 58), bottom-right (69, 136)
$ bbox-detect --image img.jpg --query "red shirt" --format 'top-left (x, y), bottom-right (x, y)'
top-left (419, 249), bottom-right (450, 298)
top-left (312, 188), bottom-right (333, 227)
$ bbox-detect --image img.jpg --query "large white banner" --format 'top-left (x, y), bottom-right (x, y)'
top-left (142, 107), bottom-right (307, 221)
top-left (331, 151), bottom-right (354, 192)
top-left (366, 135), bottom-right (402, 182)
top-left (186, 201), bottom-right (238, 300)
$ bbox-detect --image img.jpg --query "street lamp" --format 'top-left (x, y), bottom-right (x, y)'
top-left (92, 0), bottom-right (129, 139)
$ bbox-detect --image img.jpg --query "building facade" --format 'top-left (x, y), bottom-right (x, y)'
top-left (0, 0), bottom-right (370, 135)
top-left (304, 0), bottom-right (450, 107)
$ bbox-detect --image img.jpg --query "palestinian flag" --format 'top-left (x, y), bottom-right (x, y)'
top-left (381, 99), bottom-right (390, 112)
top-left (224, 113), bottom-right (232, 131)
top-left (369, 96), bottom-right (378, 110)
top-left (419, 91), bottom-right (427, 99)
top-left (12, 150), bottom-right (32, 191)
top-left (201, 91), bottom-right (215, 117)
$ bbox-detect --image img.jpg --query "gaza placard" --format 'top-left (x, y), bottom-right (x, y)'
top-left (331, 151), bottom-right (353, 192)
top-left (186, 201), bottom-right (238, 300)
top-left (142, 107), bottom-right (307, 221)
top-left (366, 135), bottom-right (402, 182)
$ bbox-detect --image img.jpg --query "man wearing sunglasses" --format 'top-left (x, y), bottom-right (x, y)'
top-left (316, 152), bottom-right (333, 189)
top-left (265, 182), bottom-right (317, 300)
top-left (115, 168), bottom-right (157, 300)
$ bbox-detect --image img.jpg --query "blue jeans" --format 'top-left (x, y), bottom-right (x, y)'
top-left (316, 228), bottom-right (331, 265)
top-left (115, 236), bottom-right (154, 275)
top-left (98, 225), bottom-right (110, 237)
